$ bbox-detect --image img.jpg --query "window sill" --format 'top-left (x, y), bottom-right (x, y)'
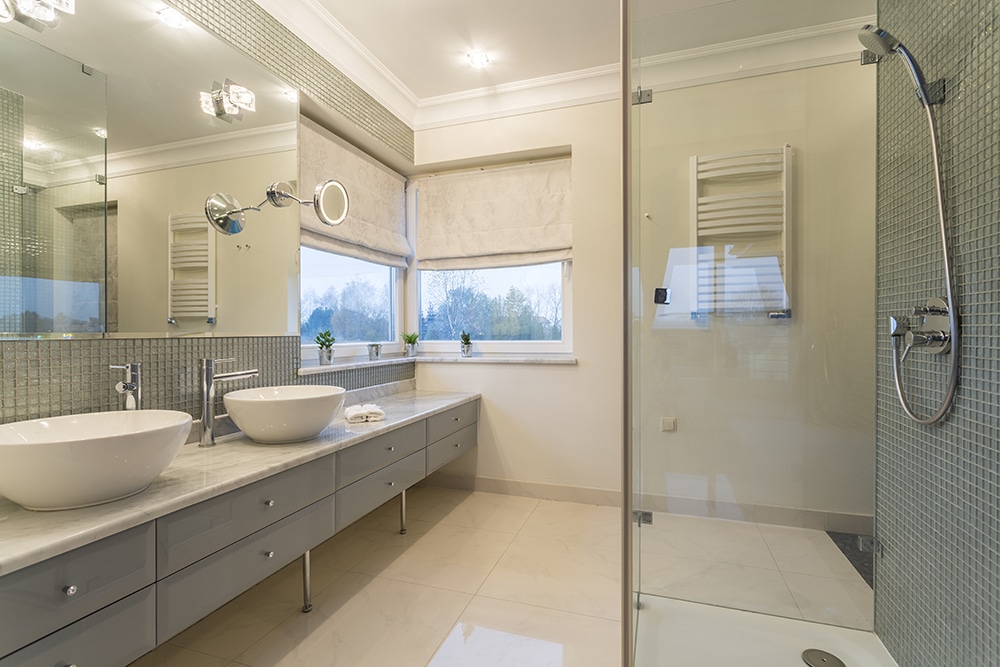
top-left (414, 355), bottom-right (577, 366)
top-left (297, 355), bottom-right (416, 376)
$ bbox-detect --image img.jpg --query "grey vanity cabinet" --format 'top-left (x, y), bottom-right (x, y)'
top-left (335, 421), bottom-right (425, 489)
top-left (0, 523), bottom-right (155, 658)
top-left (336, 449), bottom-right (426, 529)
top-left (157, 496), bottom-right (336, 642)
top-left (427, 423), bottom-right (478, 473)
top-left (156, 456), bottom-right (336, 577)
top-left (0, 586), bottom-right (155, 667)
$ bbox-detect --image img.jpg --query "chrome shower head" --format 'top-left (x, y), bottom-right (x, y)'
top-left (858, 25), bottom-right (901, 56)
top-left (858, 24), bottom-right (932, 107)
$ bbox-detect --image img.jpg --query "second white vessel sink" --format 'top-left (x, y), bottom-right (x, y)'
top-left (0, 410), bottom-right (192, 511)
top-left (224, 385), bottom-right (346, 444)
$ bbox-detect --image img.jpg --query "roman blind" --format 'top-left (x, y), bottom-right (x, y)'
top-left (412, 157), bottom-right (572, 270)
top-left (298, 116), bottom-right (410, 268)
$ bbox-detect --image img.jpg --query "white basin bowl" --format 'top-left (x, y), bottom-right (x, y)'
top-left (224, 385), bottom-right (346, 444)
top-left (0, 410), bottom-right (192, 511)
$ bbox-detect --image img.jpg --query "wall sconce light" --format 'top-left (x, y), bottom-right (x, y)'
top-left (205, 180), bottom-right (349, 235)
top-left (199, 79), bottom-right (255, 122)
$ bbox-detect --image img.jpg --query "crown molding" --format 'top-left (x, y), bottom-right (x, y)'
top-left (28, 123), bottom-right (297, 188)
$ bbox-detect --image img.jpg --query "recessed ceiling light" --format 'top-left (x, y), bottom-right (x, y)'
top-left (94, 128), bottom-right (107, 139)
top-left (156, 6), bottom-right (189, 29)
top-left (283, 89), bottom-right (299, 103)
top-left (23, 139), bottom-right (44, 150)
top-left (467, 51), bottom-right (490, 69)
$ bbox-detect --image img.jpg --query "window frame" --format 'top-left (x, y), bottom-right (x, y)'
top-left (299, 246), bottom-right (404, 364)
top-left (413, 261), bottom-right (573, 356)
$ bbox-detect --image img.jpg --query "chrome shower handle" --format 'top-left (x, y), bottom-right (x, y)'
top-left (900, 330), bottom-right (949, 364)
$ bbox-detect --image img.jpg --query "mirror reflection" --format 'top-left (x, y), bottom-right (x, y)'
top-left (0, 0), bottom-right (301, 338)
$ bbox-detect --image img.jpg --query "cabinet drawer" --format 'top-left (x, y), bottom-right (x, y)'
top-left (426, 423), bottom-right (478, 474)
top-left (157, 496), bottom-right (335, 643)
top-left (0, 585), bottom-right (155, 667)
top-left (426, 401), bottom-right (478, 444)
top-left (336, 450), bottom-right (425, 530)
top-left (157, 455), bottom-right (335, 577)
top-left (0, 523), bottom-right (154, 658)
top-left (336, 421), bottom-right (425, 490)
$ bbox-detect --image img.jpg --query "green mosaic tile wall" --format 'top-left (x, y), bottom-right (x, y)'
top-left (874, 2), bottom-right (1000, 665)
top-left (167, 0), bottom-right (414, 162)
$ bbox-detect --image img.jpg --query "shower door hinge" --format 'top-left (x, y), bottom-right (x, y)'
top-left (858, 535), bottom-right (883, 557)
top-left (632, 510), bottom-right (653, 525)
top-left (631, 87), bottom-right (652, 105)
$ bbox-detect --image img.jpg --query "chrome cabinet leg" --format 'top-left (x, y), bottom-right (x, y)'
top-left (399, 489), bottom-right (407, 535)
top-left (301, 550), bottom-right (312, 613)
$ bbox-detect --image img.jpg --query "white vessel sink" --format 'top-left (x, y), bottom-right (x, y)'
top-left (0, 410), bottom-right (192, 511)
top-left (224, 385), bottom-right (346, 444)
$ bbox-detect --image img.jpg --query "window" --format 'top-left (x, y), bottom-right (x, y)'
top-left (418, 262), bottom-right (569, 347)
top-left (300, 247), bottom-right (397, 346)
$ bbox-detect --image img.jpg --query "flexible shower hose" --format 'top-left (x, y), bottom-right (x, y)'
top-left (890, 101), bottom-right (960, 425)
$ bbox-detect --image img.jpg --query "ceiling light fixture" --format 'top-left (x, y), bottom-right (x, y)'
top-left (11, 0), bottom-right (73, 30)
top-left (94, 128), bottom-right (107, 139)
top-left (23, 139), bottom-right (44, 150)
top-left (283, 89), bottom-right (299, 104)
top-left (467, 51), bottom-right (490, 68)
top-left (156, 7), bottom-right (190, 29)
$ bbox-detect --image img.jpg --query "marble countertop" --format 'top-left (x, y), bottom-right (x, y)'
top-left (0, 390), bottom-right (479, 577)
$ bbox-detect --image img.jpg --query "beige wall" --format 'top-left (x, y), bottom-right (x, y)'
top-left (111, 151), bottom-right (300, 336)
top-left (413, 101), bottom-right (624, 502)
top-left (636, 63), bottom-right (876, 522)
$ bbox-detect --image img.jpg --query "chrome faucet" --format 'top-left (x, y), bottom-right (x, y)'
top-left (200, 358), bottom-right (259, 447)
top-left (110, 362), bottom-right (142, 410)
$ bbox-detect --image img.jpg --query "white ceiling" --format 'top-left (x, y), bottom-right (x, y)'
top-left (261, 0), bottom-right (874, 127)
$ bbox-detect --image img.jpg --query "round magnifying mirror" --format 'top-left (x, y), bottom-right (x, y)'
top-left (205, 192), bottom-right (246, 235)
top-left (314, 180), bottom-right (349, 226)
top-left (264, 181), bottom-right (296, 208)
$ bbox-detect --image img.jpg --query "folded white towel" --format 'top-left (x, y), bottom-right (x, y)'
top-left (363, 403), bottom-right (385, 422)
top-left (344, 403), bottom-right (385, 423)
top-left (344, 405), bottom-right (368, 423)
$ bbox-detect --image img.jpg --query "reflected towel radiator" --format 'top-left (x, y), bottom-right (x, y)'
top-left (167, 213), bottom-right (217, 324)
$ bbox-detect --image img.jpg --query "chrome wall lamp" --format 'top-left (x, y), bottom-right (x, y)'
top-left (204, 180), bottom-right (349, 235)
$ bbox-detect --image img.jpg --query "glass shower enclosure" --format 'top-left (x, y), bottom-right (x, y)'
top-left (624, 1), bottom-right (879, 663)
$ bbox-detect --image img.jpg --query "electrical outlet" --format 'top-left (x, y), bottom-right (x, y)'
top-left (661, 417), bottom-right (677, 432)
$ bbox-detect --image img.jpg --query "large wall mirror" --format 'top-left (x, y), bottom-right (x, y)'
top-left (0, 0), bottom-right (301, 338)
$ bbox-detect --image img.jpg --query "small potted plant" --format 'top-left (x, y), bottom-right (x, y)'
top-left (402, 332), bottom-right (419, 357)
top-left (460, 330), bottom-right (472, 358)
top-left (315, 330), bottom-right (334, 365)
top-left (367, 342), bottom-right (382, 361)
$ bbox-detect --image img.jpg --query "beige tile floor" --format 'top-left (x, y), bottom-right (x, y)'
top-left (131, 486), bottom-right (622, 667)
top-left (639, 512), bottom-right (874, 630)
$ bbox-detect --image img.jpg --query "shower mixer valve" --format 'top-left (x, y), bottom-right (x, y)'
top-left (889, 296), bottom-right (951, 363)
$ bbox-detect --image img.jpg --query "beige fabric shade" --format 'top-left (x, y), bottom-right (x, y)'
top-left (412, 158), bottom-right (572, 270)
top-left (299, 116), bottom-right (410, 268)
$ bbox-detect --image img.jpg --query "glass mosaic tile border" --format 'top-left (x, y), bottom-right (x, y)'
top-left (0, 336), bottom-right (414, 424)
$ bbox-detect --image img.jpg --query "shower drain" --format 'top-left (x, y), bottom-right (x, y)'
top-left (802, 649), bottom-right (846, 667)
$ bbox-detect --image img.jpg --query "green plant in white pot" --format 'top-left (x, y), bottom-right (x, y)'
top-left (460, 331), bottom-right (472, 358)
top-left (315, 330), bottom-right (334, 365)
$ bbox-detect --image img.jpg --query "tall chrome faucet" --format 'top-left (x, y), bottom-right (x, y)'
top-left (200, 358), bottom-right (259, 447)
top-left (110, 362), bottom-right (142, 410)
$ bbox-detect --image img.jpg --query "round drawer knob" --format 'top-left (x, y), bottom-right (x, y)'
top-left (263, 499), bottom-right (275, 507)
top-left (63, 585), bottom-right (78, 597)
top-left (453, 443), bottom-right (461, 448)
top-left (264, 550), bottom-right (275, 559)
top-left (386, 481), bottom-right (395, 487)
top-left (451, 417), bottom-right (461, 422)
top-left (386, 446), bottom-right (395, 452)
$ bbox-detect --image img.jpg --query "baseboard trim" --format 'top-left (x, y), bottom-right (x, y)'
top-left (638, 493), bottom-right (873, 535)
top-left (424, 473), bottom-right (622, 508)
